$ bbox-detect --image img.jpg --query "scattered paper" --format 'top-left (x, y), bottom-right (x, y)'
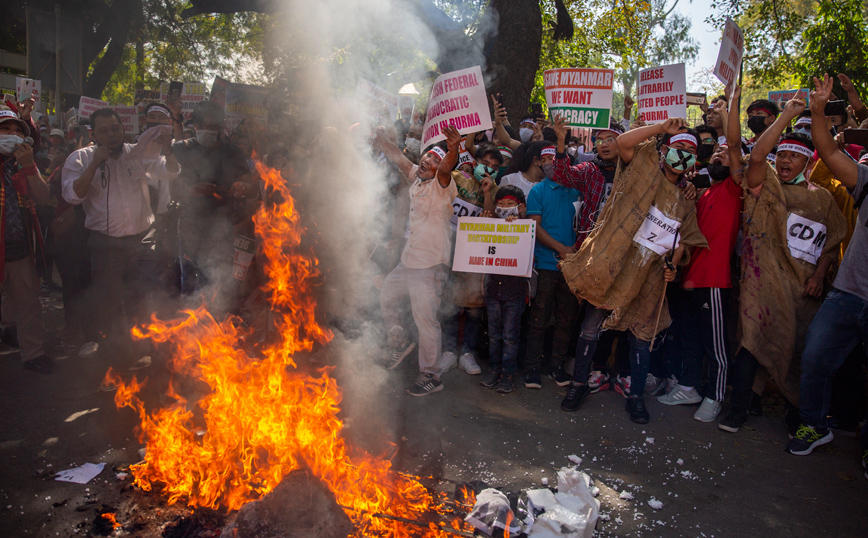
top-left (55, 463), bottom-right (105, 484)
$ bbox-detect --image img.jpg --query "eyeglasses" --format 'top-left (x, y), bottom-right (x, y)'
top-left (700, 138), bottom-right (716, 145)
top-left (594, 137), bottom-right (617, 146)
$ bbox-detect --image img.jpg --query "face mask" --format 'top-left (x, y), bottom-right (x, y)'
top-left (196, 129), bottom-right (220, 148)
top-left (664, 147), bottom-right (696, 171)
top-left (498, 165), bottom-right (509, 177)
top-left (474, 163), bottom-right (498, 182)
top-left (540, 163), bottom-right (555, 178)
top-left (495, 206), bottom-right (519, 218)
top-left (520, 128), bottom-right (533, 142)
top-left (706, 162), bottom-right (730, 181)
top-left (0, 134), bottom-right (24, 156)
top-left (794, 127), bottom-right (810, 136)
top-left (405, 138), bottom-right (421, 154)
top-left (747, 115), bottom-right (768, 135)
top-left (783, 162), bottom-right (809, 185)
top-left (697, 143), bottom-right (715, 161)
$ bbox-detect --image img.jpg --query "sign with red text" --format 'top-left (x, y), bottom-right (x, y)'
top-left (713, 17), bottom-right (744, 86)
top-left (422, 66), bottom-right (491, 147)
top-left (111, 105), bottom-right (138, 135)
top-left (452, 217), bottom-right (536, 278)
top-left (356, 78), bottom-right (399, 121)
top-left (78, 96), bottom-right (108, 121)
top-left (637, 63), bottom-right (686, 124)
top-left (16, 77), bottom-right (41, 103)
top-left (543, 68), bottom-right (614, 128)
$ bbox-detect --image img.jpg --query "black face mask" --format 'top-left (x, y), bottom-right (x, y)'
top-left (697, 143), bottom-right (715, 161)
top-left (747, 115), bottom-right (768, 135)
top-left (706, 162), bottom-right (730, 181)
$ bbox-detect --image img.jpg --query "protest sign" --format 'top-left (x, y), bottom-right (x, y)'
top-left (160, 82), bottom-right (207, 121)
top-left (543, 68), bottom-right (614, 128)
top-left (686, 92), bottom-right (706, 106)
top-left (78, 96), bottom-right (108, 121)
top-left (768, 89), bottom-right (810, 107)
top-left (16, 77), bottom-right (41, 103)
top-left (2, 93), bottom-right (15, 105)
top-left (713, 17), bottom-right (744, 86)
top-left (210, 76), bottom-right (229, 108)
top-left (398, 95), bottom-right (415, 118)
top-left (356, 78), bottom-right (399, 121)
top-left (111, 105), bottom-right (138, 135)
top-left (452, 217), bottom-right (536, 278)
top-left (637, 63), bottom-right (686, 124)
top-left (422, 65), bottom-right (491, 147)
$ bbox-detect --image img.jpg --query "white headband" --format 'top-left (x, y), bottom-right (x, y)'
top-left (148, 105), bottom-right (171, 118)
top-left (427, 146), bottom-right (447, 160)
top-left (541, 146), bottom-right (556, 156)
top-left (859, 153), bottom-right (868, 164)
top-left (0, 110), bottom-right (19, 120)
top-left (669, 133), bottom-right (697, 148)
top-left (777, 142), bottom-right (813, 158)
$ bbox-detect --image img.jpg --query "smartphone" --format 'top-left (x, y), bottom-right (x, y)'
top-left (75, 125), bottom-right (90, 146)
top-left (495, 92), bottom-right (504, 105)
top-left (531, 102), bottom-right (543, 120)
top-left (169, 81), bottom-right (184, 97)
top-left (843, 129), bottom-right (868, 147)
top-left (824, 100), bottom-right (847, 117)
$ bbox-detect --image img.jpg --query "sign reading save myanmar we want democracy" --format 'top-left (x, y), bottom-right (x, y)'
top-left (544, 69), bottom-right (614, 128)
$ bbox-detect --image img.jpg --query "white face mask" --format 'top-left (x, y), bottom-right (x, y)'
top-left (495, 205), bottom-right (519, 218)
top-left (0, 134), bottom-right (24, 156)
top-left (196, 129), bottom-right (220, 148)
top-left (405, 138), bottom-right (421, 154)
top-left (519, 128), bottom-right (533, 142)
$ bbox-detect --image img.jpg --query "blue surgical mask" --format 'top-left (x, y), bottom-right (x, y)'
top-left (474, 163), bottom-right (498, 182)
top-left (664, 147), bottom-right (696, 171)
top-left (784, 162), bottom-right (809, 185)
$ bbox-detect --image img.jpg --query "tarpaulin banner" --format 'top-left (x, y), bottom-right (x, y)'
top-left (544, 68), bottom-right (614, 128)
top-left (422, 65), bottom-right (491, 147)
top-left (452, 217), bottom-right (536, 278)
top-left (637, 63), bottom-right (686, 124)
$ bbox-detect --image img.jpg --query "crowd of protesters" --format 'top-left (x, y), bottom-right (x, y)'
top-left (1, 69), bottom-right (866, 482)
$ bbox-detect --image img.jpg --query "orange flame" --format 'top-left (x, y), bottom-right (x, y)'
top-left (108, 161), bottom-right (467, 536)
top-left (101, 512), bottom-right (121, 530)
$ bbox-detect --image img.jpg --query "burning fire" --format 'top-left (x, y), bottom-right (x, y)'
top-left (101, 512), bottom-right (122, 530)
top-left (106, 161), bottom-right (470, 536)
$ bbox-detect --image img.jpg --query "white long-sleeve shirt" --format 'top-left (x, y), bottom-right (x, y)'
top-left (63, 129), bottom-right (180, 237)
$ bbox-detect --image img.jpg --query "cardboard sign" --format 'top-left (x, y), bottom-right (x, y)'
top-left (356, 78), bottom-right (399, 121)
top-left (637, 63), bottom-right (686, 124)
top-left (786, 213), bottom-right (827, 265)
top-left (543, 68), bottom-right (615, 128)
top-left (632, 205), bottom-right (681, 256)
top-left (768, 89), bottom-right (810, 107)
top-left (78, 96), bottom-right (109, 121)
top-left (111, 105), bottom-right (138, 135)
top-left (713, 17), bottom-right (744, 86)
top-left (422, 66), bottom-right (491, 147)
top-left (16, 77), bottom-right (41, 103)
top-left (453, 217), bottom-right (536, 277)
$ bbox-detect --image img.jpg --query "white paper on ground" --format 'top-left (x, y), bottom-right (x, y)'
top-left (55, 462), bottom-right (105, 484)
top-left (529, 467), bottom-right (600, 538)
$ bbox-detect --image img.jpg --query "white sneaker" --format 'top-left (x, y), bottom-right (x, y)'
top-left (665, 375), bottom-right (679, 394)
top-left (657, 385), bottom-right (702, 406)
top-left (644, 373), bottom-right (663, 394)
top-left (458, 352), bottom-right (482, 375)
top-left (694, 398), bottom-right (723, 422)
top-left (439, 351), bottom-right (458, 373)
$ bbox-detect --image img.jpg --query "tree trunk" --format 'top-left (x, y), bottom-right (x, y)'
top-left (83, 0), bottom-right (140, 98)
top-left (485, 0), bottom-right (542, 124)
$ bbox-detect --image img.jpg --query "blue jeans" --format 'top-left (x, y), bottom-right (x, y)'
top-left (442, 306), bottom-right (483, 355)
top-left (486, 297), bottom-right (525, 374)
top-left (798, 288), bottom-right (868, 429)
top-left (627, 332), bottom-right (652, 396)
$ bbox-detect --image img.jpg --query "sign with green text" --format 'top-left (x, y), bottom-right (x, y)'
top-left (544, 68), bottom-right (614, 128)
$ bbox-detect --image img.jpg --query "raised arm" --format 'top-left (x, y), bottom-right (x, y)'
top-left (615, 117), bottom-right (685, 164)
top-left (492, 96), bottom-right (520, 151)
top-left (725, 86), bottom-right (745, 187)
top-left (747, 98), bottom-right (804, 189)
top-left (375, 127), bottom-right (415, 180)
top-left (812, 74), bottom-right (858, 190)
top-left (437, 126), bottom-right (461, 188)
top-left (838, 73), bottom-right (868, 123)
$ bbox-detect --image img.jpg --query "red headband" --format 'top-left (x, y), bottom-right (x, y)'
top-left (499, 195), bottom-right (520, 203)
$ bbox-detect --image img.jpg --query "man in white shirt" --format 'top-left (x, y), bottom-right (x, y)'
top-left (62, 108), bottom-right (180, 354)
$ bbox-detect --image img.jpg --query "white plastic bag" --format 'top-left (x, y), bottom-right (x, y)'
top-left (528, 467), bottom-right (599, 538)
top-left (465, 488), bottom-right (521, 536)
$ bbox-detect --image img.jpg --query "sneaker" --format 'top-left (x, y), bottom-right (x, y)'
top-left (644, 374), bottom-right (663, 395)
top-left (784, 425), bottom-right (833, 455)
top-left (749, 392), bottom-right (763, 416)
top-left (459, 352), bottom-right (482, 375)
top-left (693, 398), bottom-right (723, 422)
top-left (657, 385), bottom-right (702, 406)
top-left (407, 373), bottom-right (444, 397)
top-left (626, 397), bottom-right (650, 424)
top-left (549, 366), bottom-right (571, 387)
top-left (718, 408), bottom-right (749, 433)
top-left (386, 341), bottom-right (416, 370)
top-left (440, 351), bottom-right (458, 373)
top-left (495, 374), bottom-right (515, 394)
top-left (561, 382), bottom-right (591, 412)
top-left (480, 370), bottom-right (501, 388)
top-left (613, 375), bottom-right (632, 398)
top-left (664, 375), bottom-right (679, 394)
top-left (524, 370), bottom-right (542, 389)
top-left (23, 355), bottom-right (54, 374)
top-left (587, 371), bottom-right (610, 393)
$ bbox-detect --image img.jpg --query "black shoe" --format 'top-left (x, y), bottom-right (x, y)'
top-left (23, 355), bottom-right (54, 374)
top-left (718, 408), bottom-right (749, 433)
top-left (561, 382), bottom-right (590, 412)
top-left (549, 366), bottom-right (572, 387)
top-left (784, 424), bottom-right (833, 455)
top-left (626, 396), bottom-right (650, 424)
top-left (406, 373), bottom-right (443, 397)
top-left (480, 370), bottom-right (502, 388)
top-left (524, 370), bottom-right (542, 389)
top-left (749, 392), bottom-right (763, 416)
top-left (495, 374), bottom-right (515, 394)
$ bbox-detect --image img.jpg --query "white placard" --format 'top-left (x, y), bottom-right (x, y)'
top-left (111, 105), bottom-right (138, 135)
top-left (450, 196), bottom-right (483, 231)
top-left (637, 63), bottom-right (687, 124)
top-left (544, 68), bottom-right (615, 128)
top-left (356, 78), bottom-right (399, 121)
top-left (453, 217), bottom-right (536, 278)
top-left (633, 205), bottom-right (682, 256)
top-left (422, 66), bottom-right (492, 147)
top-left (786, 213), bottom-right (827, 265)
top-left (78, 96), bottom-right (109, 121)
top-left (713, 17), bottom-right (744, 86)
top-left (16, 77), bottom-right (41, 103)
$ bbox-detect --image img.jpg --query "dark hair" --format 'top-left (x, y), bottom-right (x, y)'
top-left (192, 100), bottom-right (225, 126)
top-left (422, 141), bottom-right (448, 155)
top-left (475, 141), bottom-right (503, 165)
top-left (541, 127), bottom-right (557, 143)
top-left (747, 99), bottom-right (780, 118)
top-left (90, 108), bottom-right (122, 129)
top-left (694, 124), bottom-right (718, 141)
top-left (660, 128), bottom-right (700, 149)
top-left (779, 132), bottom-right (815, 152)
top-left (514, 140), bottom-right (552, 172)
top-left (494, 184), bottom-right (526, 205)
top-left (605, 120), bottom-right (625, 135)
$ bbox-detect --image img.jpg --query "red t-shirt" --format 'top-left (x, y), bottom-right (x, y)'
top-left (682, 175), bottom-right (743, 289)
